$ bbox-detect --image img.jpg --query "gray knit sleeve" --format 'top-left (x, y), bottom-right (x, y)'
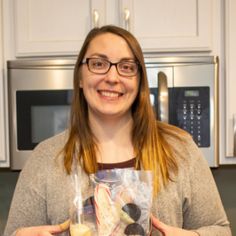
top-left (183, 138), bottom-right (232, 236)
top-left (3, 143), bottom-right (49, 236)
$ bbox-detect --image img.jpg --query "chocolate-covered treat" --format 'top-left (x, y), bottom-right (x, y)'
top-left (124, 223), bottom-right (145, 236)
top-left (122, 203), bottom-right (141, 222)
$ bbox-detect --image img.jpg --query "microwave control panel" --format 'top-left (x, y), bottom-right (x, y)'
top-left (149, 86), bottom-right (210, 147)
top-left (171, 87), bottom-right (210, 147)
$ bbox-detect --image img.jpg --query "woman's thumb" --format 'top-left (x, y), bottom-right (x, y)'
top-left (151, 215), bottom-right (167, 232)
top-left (58, 219), bottom-right (70, 231)
top-left (47, 219), bottom-right (70, 234)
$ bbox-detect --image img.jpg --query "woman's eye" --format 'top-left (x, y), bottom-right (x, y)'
top-left (92, 61), bottom-right (105, 68)
top-left (120, 63), bottom-right (135, 72)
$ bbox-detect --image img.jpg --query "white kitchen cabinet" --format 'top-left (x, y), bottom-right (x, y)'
top-left (0, 2), bottom-right (10, 167)
top-left (120, 0), bottom-right (213, 52)
top-left (14, 0), bottom-right (93, 56)
top-left (14, 0), bottom-right (215, 56)
top-left (224, 0), bottom-right (236, 164)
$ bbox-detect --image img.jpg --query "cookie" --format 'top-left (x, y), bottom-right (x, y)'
top-left (124, 223), bottom-right (145, 236)
top-left (122, 203), bottom-right (141, 222)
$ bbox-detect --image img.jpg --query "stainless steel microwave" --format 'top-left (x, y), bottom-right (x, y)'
top-left (7, 56), bottom-right (218, 170)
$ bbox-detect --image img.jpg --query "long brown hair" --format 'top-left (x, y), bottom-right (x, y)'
top-left (63, 25), bottom-right (185, 194)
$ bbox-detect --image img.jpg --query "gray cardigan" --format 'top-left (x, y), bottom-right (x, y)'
top-left (4, 131), bottom-right (231, 236)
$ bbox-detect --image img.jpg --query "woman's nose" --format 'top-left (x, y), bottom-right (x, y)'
top-left (104, 65), bottom-right (120, 83)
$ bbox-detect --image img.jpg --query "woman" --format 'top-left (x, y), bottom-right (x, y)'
top-left (4, 25), bottom-right (231, 236)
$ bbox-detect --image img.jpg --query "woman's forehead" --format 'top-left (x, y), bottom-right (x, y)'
top-left (85, 33), bottom-right (134, 59)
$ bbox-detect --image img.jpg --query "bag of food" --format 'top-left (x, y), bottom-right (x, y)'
top-left (69, 168), bottom-right (153, 236)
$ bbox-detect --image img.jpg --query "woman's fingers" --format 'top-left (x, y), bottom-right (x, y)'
top-left (151, 215), bottom-right (200, 236)
top-left (16, 220), bottom-right (70, 236)
top-left (151, 214), bottom-right (167, 232)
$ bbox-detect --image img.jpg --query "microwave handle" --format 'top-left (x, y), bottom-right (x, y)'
top-left (157, 71), bottom-right (169, 123)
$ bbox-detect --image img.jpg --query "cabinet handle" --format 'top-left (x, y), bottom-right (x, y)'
top-left (93, 9), bottom-right (99, 28)
top-left (124, 8), bottom-right (130, 31)
top-left (234, 114), bottom-right (236, 156)
top-left (157, 72), bottom-right (169, 123)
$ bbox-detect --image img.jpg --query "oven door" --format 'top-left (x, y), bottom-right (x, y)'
top-left (8, 64), bottom-right (74, 170)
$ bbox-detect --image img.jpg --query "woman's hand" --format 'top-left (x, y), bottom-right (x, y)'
top-left (151, 215), bottom-right (199, 236)
top-left (16, 219), bottom-right (70, 236)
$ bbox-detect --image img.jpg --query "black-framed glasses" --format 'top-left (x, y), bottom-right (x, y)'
top-left (81, 58), bottom-right (139, 77)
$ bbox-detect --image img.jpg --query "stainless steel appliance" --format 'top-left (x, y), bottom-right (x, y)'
top-left (146, 56), bottom-right (218, 168)
top-left (7, 56), bottom-right (218, 170)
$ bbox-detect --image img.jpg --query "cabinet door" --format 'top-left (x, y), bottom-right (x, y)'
top-left (0, 3), bottom-right (9, 167)
top-left (225, 0), bottom-right (236, 163)
top-left (15, 0), bottom-right (96, 56)
top-left (120, 0), bottom-right (213, 52)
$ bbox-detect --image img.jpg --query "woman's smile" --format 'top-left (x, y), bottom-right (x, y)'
top-left (98, 89), bottom-right (124, 100)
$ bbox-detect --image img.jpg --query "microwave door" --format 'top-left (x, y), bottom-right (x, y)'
top-left (157, 71), bottom-right (169, 123)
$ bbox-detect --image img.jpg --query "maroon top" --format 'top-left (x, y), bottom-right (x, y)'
top-left (97, 157), bottom-right (136, 170)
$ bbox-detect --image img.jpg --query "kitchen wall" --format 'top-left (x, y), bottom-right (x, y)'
top-left (0, 167), bottom-right (236, 235)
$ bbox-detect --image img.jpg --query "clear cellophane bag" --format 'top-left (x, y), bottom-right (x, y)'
top-left (69, 168), bottom-right (153, 236)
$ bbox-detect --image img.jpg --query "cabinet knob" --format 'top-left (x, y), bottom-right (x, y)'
top-left (93, 9), bottom-right (99, 28)
top-left (123, 8), bottom-right (130, 31)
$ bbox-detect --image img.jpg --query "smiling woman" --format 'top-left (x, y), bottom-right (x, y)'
top-left (4, 25), bottom-right (231, 236)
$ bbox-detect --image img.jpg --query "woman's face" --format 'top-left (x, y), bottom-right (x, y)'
top-left (80, 33), bottom-right (140, 121)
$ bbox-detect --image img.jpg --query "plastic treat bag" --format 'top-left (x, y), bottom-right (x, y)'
top-left (69, 167), bottom-right (153, 236)
top-left (90, 168), bottom-right (153, 236)
top-left (69, 160), bottom-right (96, 236)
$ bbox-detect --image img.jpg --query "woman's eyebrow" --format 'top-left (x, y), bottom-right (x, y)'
top-left (87, 53), bottom-right (108, 59)
top-left (87, 54), bottom-right (136, 62)
top-left (120, 57), bottom-right (136, 61)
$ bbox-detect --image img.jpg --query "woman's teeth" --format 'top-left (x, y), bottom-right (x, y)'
top-left (100, 91), bottom-right (120, 98)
